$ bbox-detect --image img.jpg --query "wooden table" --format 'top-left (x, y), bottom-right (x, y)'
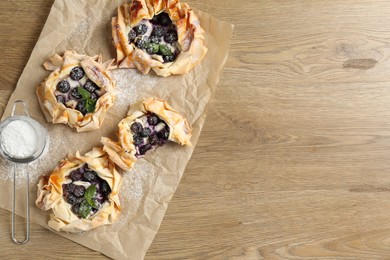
top-left (2, 0), bottom-right (390, 259)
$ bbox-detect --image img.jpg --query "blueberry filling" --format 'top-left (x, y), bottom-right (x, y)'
top-left (164, 29), bottom-right (178, 44)
top-left (151, 25), bottom-right (165, 37)
top-left (62, 164), bottom-right (111, 219)
top-left (55, 69), bottom-right (105, 115)
top-left (56, 95), bottom-right (65, 104)
top-left (70, 66), bottom-right (85, 81)
top-left (134, 23), bottom-right (148, 35)
top-left (130, 113), bottom-right (170, 156)
top-left (57, 80), bottom-right (70, 93)
top-left (155, 12), bottom-right (171, 26)
top-left (128, 12), bottom-right (179, 63)
top-left (76, 100), bottom-right (88, 115)
top-left (147, 114), bottom-right (159, 125)
top-left (84, 79), bottom-right (98, 93)
top-left (130, 122), bottom-right (142, 133)
top-left (71, 88), bottom-right (82, 100)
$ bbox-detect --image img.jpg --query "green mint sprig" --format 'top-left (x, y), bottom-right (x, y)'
top-left (77, 87), bottom-right (97, 114)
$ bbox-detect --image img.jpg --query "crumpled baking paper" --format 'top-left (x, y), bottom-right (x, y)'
top-left (0, 0), bottom-right (233, 259)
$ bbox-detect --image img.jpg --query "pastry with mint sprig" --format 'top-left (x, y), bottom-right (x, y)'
top-left (112, 0), bottom-right (207, 77)
top-left (101, 98), bottom-right (192, 171)
top-left (36, 51), bottom-right (116, 132)
top-left (36, 147), bottom-right (122, 233)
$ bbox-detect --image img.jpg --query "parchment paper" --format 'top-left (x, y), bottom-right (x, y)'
top-left (0, 0), bottom-right (233, 259)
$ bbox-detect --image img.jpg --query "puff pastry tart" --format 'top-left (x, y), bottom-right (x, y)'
top-left (35, 147), bottom-right (122, 233)
top-left (101, 98), bottom-right (192, 171)
top-left (36, 51), bottom-right (116, 132)
top-left (112, 0), bottom-right (207, 77)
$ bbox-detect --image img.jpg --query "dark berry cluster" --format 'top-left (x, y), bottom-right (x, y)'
top-left (62, 164), bottom-right (111, 219)
top-left (131, 113), bottom-right (170, 156)
top-left (55, 66), bottom-right (103, 115)
top-left (128, 12), bottom-right (179, 63)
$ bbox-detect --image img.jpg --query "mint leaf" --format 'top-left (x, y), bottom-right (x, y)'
top-left (84, 185), bottom-right (97, 208)
top-left (159, 45), bottom-right (172, 56)
top-left (85, 99), bottom-right (97, 113)
top-left (77, 87), bottom-right (91, 100)
top-left (148, 43), bottom-right (159, 54)
top-left (78, 200), bottom-right (92, 219)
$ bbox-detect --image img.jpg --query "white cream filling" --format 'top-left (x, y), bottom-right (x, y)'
top-left (73, 181), bottom-right (91, 188)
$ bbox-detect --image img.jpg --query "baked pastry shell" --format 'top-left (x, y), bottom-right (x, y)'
top-left (101, 97), bottom-right (192, 171)
top-left (111, 0), bottom-right (208, 76)
top-left (36, 147), bottom-right (122, 233)
top-left (36, 50), bottom-right (116, 132)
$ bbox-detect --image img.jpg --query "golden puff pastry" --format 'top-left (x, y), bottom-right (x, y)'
top-left (112, 0), bottom-right (207, 77)
top-left (101, 97), bottom-right (192, 171)
top-left (36, 147), bottom-right (122, 233)
top-left (36, 50), bottom-right (116, 132)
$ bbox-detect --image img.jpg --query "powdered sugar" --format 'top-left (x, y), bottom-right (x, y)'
top-left (120, 162), bottom-right (154, 203)
top-left (111, 69), bottom-right (159, 112)
top-left (116, 161), bottom-right (156, 223)
top-left (69, 17), bottom-right (92, 40)
top-left (0, 120), bottom-right (38, 158)
top-left (0, 133), bottom-right (50, 187)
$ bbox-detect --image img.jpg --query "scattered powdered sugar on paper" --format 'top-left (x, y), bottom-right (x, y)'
top-left (116, 161), bottom-right (156, 223)
top-left (69, 17), bottom-right (92, 40)
top-left (67, 17), bottom-right (93, 52)
top-left (112, 69), bottom-right (160, 111)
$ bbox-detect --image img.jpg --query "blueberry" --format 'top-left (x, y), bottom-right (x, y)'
top-left (90, 92), bottom-right (98, 100)
top-left (71, 203), bottom-right (80, 214)
top-left (133, 134), bottom-right (143, 145)
top-left (157, 128), bottom-right (169, 141)
top-left (140, 127), bottom-right (151, 137)
top-left (130, 122), bottom-right (143, 133)
top-left (70, 66), bottom-right (85, 81)
top-left (164, 29), bottom-right (178, 43)
top-left (56, 95), bottom-right (66, 104)
top-left (83, 171), bottom-right (97, 182)
top-left (65, 183), bottom-right (76, 194)
top-left (139, 144), bottom-right (152, 155)
top-left (70, 170), bottom-right (83, 181)
top-left (158, 13), bottom-right (171, 26)
top-left (71, 88), bottom-right (82, 99)
top-left (76, 100), bottom-right (87, 115)
top-left (73, 185), bottom-right (86, 197)
top-left (75, 197), bottom-right (86, 204)
top-left (163, 55), bottom-right (175, 63)
top-left (149, 35), bottom-right (160, 43)
top-left (150, 15), bottom-right (159, 24)
top-left (146, 43), bottom-right (160, 54)
top-left (101, 181), bottom-right (111, 196)
top-left (151, 26), bottom-right (165, 37)
top-left (147, 114), bottom-right (160, 126)
top-left (84, 80), bottom-right (98, 93)
top-left (56, 80), bottom-right (70, 93)
top-left (128, 29), bottom-right (137, 42)
top-left (135, 38), bottom-right (147, 49)
top-left (134, 24), bottom-right (148, 35)
top-left (148, 134), bottom-right (159, 145)
top-left (67, 194), bottom-right (77, 205)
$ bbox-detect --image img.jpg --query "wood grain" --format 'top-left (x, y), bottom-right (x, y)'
top-left (3, 0), bottom-right (390, 259)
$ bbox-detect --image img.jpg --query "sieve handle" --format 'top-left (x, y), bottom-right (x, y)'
top-left (11, 100), bottom-right (30, 118)
top-left (11, 163), bottom-right (30, 245)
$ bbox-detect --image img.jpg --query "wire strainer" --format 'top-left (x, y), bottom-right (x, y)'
top-left (0, 100), bottom-right (47, 244)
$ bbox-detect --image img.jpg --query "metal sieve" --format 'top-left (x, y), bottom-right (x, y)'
top-left (0, 100), bottom-right (47, 244)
